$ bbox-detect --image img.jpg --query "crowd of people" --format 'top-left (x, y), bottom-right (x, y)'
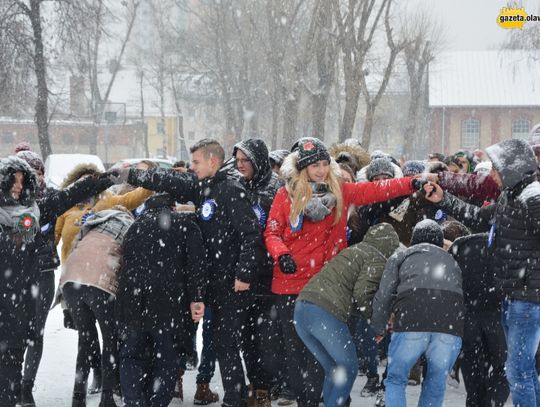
top-left (0, 124), bottom-right (539, 407)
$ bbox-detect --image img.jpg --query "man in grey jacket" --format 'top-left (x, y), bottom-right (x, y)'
top-left (372, 220), bottom-right (464, 407)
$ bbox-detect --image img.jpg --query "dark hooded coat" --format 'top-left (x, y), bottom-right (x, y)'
top-left (233, 139), bottom-right (281, 294)
top-left (0, 157), bottom-right (110, 348)
top-left (438, 139), bottom-right (540, 302)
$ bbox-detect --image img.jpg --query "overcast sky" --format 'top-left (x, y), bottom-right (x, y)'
top-left (415, 0), bottom-right (539, 50)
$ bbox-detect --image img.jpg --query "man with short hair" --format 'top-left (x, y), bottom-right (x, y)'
top-left (114, 139), bottom-right (263, 407)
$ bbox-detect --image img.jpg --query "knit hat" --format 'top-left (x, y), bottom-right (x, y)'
top-left (411, 219), bottom-right (444, 247)
top-left (402, 160), bottom-right (426, 177)
top-left (529, 123), bottom-right (540, 149)
top-left (14, 141), bottom-right (32, 153)
top-left (366, 158), bottom-right (395, 181)
top-left (16, 150), bottom-right (44, 173)
top-left (291, 137), bottom-right (330, 170)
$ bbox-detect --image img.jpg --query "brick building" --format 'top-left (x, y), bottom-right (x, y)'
top-left (429, 50), bottom-right (540, 155)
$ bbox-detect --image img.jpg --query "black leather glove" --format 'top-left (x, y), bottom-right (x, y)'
top-left (279, 254), bottom-right (297, 274)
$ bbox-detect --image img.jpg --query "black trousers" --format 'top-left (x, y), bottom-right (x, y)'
top-left (0, 348), bottom-right (24, 407)
top-left (63, 283), bottom-right (118, 394)
top-left (275, 295), bottom-right (323, 407)
top-left (242, 294), bottom-right (281, 390)
top-left (23, 271), bottom-right (55, 386)
top-left (212, 301), bottom-right (250, 407)
top-left (461, 311), bottom-right (510, 407)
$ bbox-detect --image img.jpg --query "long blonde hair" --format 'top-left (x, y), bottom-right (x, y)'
top-left (286, 161), bottom-right (343, 226)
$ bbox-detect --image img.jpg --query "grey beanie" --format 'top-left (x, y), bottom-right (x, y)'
top-left (366, 158), bottom-right (395, 181)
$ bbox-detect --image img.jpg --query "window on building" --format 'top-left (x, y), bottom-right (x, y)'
top-left (157, 122), bottom-right (165, 134)
top-left (187, 108), bottom-right (195, 118)
top-left (512, 119), bottom-right (531, 140)
top-left (461, 119), bottom-right (480, 150)
top-left (188, 131), bottom-right (195, 140)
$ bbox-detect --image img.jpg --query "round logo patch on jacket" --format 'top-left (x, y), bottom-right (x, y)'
top-left (252, 204), bottom-right (266, 226)
top-left (290, 213), bottom-right (303, 232)
top-left (201, 199), bottom-right (217, 221)
top-left (19, 214), bottom-right (34, 230)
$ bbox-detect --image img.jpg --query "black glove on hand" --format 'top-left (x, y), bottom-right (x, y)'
top-left (279, 254), bottom-right (297, 274)
top-left (411, 178), bottom-right (428, 191)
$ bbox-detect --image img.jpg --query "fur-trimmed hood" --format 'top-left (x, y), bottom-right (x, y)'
top-left (328, 142), bottom-right (370, 173)
top-left (280, 150), bottom-right (342, 183)
top-left (0, 156), bottom-right (38, 206)
top-left (61, 163), bottom-right (102, 189)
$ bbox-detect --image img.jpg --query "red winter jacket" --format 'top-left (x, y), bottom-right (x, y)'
top-left (264, 178), bottom-right (415, 294)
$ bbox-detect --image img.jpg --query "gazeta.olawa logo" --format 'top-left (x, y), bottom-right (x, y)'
top-left (497, 3), bottom-right (540, 29)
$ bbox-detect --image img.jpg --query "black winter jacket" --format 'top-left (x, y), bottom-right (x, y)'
top-left (450, 233), bottom-right (500, 313)
top-left (438, 139), bottom-right (540, 302)
top-left (116, 194), bottom-right (206, 347)
top-left (127, 167), bottom-right (264, 306)
top-left (0, 157), bottom-right (111, 349)
top-left (233, 139), bottom-right (281, 294)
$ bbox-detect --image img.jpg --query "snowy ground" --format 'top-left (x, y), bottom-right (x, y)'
top-left (32, 268), bottom-right (512, 406)
top-left (33, 304), bottom-right (515, 407)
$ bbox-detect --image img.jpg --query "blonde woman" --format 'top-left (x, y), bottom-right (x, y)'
top-left (264, 137), bottom-right (423, 407)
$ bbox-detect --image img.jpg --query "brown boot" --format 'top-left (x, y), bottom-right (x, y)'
top-left (255, 389), bottom-right (271, 407)
top-left (246, 384), bottom-right (256, 407)
top-left (194, 383), bottom-right (219, 405)
top-left (174, 369), bottom-right (184, 400)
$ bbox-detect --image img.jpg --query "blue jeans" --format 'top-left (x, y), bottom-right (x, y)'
top-left (502, 300), bottom-right (540, 407)
top-left (120, 330), bottom-right (181, 407)
top-left (354, 318), bottom-right (378, 377)
top-left (385, 332), bottom-right (461, 407)
top-left (196, 306), bottom-right (217, 384)
top-left (294, 300), bottom-right (358, 407)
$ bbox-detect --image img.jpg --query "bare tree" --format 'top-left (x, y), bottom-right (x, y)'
top-left (501, 8), bottom-right (540, 60)
top-left (0, 3), bottom-right (35, 116)
top-left (400, 9), bottom-right (444, 159)
top-left (333, 0), bottom-right (405, 147)
top-left (4, 0), bottom-right (56, 158)
top-left (65, 0), bottom-right (140, 154)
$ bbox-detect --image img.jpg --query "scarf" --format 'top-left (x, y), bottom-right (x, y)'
top-left (0, 202), bottom-right (40, 243)
top-left (304, 187), bottom-right (337, 223)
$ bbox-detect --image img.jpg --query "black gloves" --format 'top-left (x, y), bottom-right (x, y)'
top-left (279, 254), bottom-right (297, 274)
top-left (411, 179), bottom-right (428, 191)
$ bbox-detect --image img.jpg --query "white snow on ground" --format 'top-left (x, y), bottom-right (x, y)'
top-left (33, 273), bottom-right (513, 406)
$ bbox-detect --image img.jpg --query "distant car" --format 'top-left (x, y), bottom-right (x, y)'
top-left (44, 153), bottom-right (106, 189)
top-left (109, 158), bottom-right (173, 171)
